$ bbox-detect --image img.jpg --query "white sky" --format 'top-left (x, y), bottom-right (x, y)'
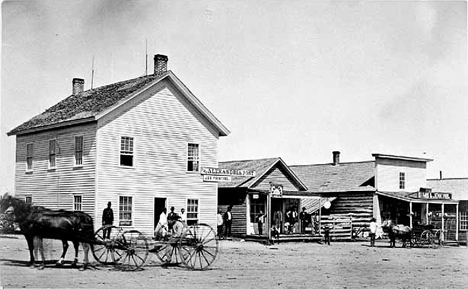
top-left (1, 0), bottom-right (467, 194)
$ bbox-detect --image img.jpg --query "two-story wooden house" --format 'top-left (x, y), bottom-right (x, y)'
top-left (7, 55), bottom-right (230, 236)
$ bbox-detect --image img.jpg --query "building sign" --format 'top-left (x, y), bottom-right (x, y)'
top-left (418, 191), bottom-right (452, 200)
top-left (203, 175), bottom-right (232, 182)
top-left (270, 183), bottom-right (283, 197)
top-left (201, 167), bottom-right (256, 177)
top-left (417, 188), bottom-right (451, 199)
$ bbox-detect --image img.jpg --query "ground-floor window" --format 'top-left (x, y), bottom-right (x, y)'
top-left (73, 195), bottom-right (82, 211)
top-left (187, 199), bottom-right (199, 225)
top-left (119, 196), bottom-right (133, 226)
top-left (249, 195), bottom-right (265, 223)
top-left (460, 212), bottom-right (468, 231)
top-left (25, 196), bottom-right (32, 205)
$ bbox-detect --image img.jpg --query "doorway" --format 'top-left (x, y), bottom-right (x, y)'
top-left (154, 198), bottom-right (167, 230)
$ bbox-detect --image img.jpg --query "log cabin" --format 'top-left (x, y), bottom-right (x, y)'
top-left (7, 55), bottom-right (230, 236)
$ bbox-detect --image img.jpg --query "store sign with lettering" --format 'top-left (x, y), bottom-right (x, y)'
top-left (270, 183), bottom-right (283, 197)
top-left (203, 175), bottom-right (232, 182)
top-left (201, 167), bottom-right (256, 177)
top-left (418, 192), bottom-right (451, 200)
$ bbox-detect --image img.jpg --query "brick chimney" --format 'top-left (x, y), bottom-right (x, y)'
top-left (154, 54), bottom-right (168, 76)
top-left (332, 151), bottom-right (340, 166)
top-left (72, 78), bottom-right (85, 95)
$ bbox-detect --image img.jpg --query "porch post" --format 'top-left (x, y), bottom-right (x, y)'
top-left (426, 203), bottom-right (429, 224)
top-left (455, 203), bottom-right (459, 241)
top-left (319, 198), bottom-right (322, 236)
top-left (267, 192), bottom-right (272, 241)
top-left (441, 203), bottom-right (445, 242)
top-left (409, 202), bottom-right (413, 228)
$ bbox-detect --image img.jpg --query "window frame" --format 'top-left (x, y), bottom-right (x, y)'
top-left (187, 143), bottom-right (200, 172)
top-left (399, 172), bottom-right (405, 190)
top-left (73, 195), bottom-right (83, 211)
top-left (460, 212), bottom-right (468, 231)
top-left (118, 195), bottom-right (134, 227)
top-left (25, 195), bottom-right (32, 205)
top-left (26, 143), bottom-right (34, 172)
top-left (48, 139), bottom-right (57, 169)
top-left (120, 136), bottom-right (135, 167)
top-left (74, 136), bottom-right (84, 167)
top-left (186, 198), bottom-right (199, 225)
top-left (249, 195), bottom-right (266, 223)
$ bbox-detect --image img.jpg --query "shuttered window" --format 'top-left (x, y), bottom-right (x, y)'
top-left (26, 143), bottom-right (33, 171)
top-left (187, 199), bottom-right (199, 225)
top-left (187, 143), bottom-right (200, 172)
top-left (75, 136), bottom-right (83, 166)
top-left (49, 140), bottom-right (56, 168)
top-left (119, 196), bottom-right (133, 226)
top-left (120, 137), bottom-right (134, 167)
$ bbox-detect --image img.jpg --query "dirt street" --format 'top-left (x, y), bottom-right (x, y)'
top-left (0, 235), bottom-right (467, 289)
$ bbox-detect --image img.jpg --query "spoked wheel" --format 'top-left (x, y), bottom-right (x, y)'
top-left (420, 230), bottom-right (433, 247)
top-left (153, 221), bottom-right (185, 264)
top-left (92, 225), bottom-right (125, 265)
top-left (179, 223), bottom-right (218, 270)
top-left (113, 230), bottom-right (149, 271)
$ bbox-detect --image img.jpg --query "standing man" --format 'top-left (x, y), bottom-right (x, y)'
top-left (102, 202), bottom-right (114, 239)
top-left (299, 207), bottom-right (309, 234)
top-left (257, 211), bottom-right (266, 235)
top-left (180, 208), bottom-right (186, 224)
top-left (223, 206), bottom-right (233, 238)
top-left (217, 209), bottom-right (224, 238)
top-left (369, 217), bottom-right (377, 247)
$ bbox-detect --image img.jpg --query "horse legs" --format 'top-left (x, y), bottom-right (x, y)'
top-left (71, 241), bottom-right (79, 267)
top-left (25, 235), bottom-right (35, 267)
top-left (36, 237), bottom-right (46, 270)
top-left (79, 243), bottom-right (90, 271)
top-left (55, 240), bottom-right (69, 267)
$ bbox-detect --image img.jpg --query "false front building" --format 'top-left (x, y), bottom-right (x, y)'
top-left (7, 55), bottom-right (230, 236)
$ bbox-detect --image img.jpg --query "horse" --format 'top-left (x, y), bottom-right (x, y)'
top-left (0, 194), bottom-right (95, 270)
top-left (381, 219), bottom-right (412, 248)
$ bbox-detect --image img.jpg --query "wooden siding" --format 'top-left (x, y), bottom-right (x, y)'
top-left (252, 166), bottom-right (302, 192)
top-left (328, 192), bottom-right (374, 229)
top-left (14, 123), bottom-right (97, 216)
top-left (375, 158), bottom-right (427, 192)
top-left (96, 82), bottom-right (219, 236)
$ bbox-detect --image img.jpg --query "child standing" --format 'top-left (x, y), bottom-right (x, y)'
top-left (369, 217), bottom-right (377, 247)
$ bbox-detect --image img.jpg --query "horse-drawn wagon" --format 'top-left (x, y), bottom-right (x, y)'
top-left (0, 195), bottom-right (219, 271)
top-left (409, 224), bottom-right (442, 248)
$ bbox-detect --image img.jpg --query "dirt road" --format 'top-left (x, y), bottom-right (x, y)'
top-left (1, 235), bottom-right (467, 289)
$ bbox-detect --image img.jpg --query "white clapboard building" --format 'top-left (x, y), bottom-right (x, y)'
top-left (7, 55), bottom-right (230, 236)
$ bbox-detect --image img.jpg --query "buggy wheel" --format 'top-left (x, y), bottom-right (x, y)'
top-left (153, 221), bottom-right (184, 264)
top-left (420, 230), bottom-right (433, 247)
top-left (113, 230), bottom-right (149, 271)
top-left (179, 223), bottom-right (218, 270)
top-left (92, 225), bottom-right (125, 265)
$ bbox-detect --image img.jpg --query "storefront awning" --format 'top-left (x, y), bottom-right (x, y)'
top-left (376, 191), bottom-right (459, 204)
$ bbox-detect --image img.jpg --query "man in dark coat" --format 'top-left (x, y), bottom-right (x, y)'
top-left (223, 206), bottom-right (233, 237)
top-left (299, 207), bottom-right (310, 234)
top-left (102, 202), bottom-right (114, 239)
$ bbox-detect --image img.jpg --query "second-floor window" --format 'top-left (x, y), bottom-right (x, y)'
top-left (75, 136), bottom-right (83, 166)
top-left (49, 140), bottom-right (56, 168)
top-left (120, 137), bottom-right (134, 167)
top-left (399, 172), bottom-right (405, 189)
top-left (26, 143), bottom-right (33, 171)
top-left (187, 143), bottom-right (200, 172)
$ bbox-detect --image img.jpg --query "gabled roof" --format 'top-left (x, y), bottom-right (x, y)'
top-left (8, 71), bottom-right (230, 137)
top-left (289, 161), bottom-right (376, 193)
top-left (427, 178), bottom-right (468, 200)
top-left (218, 157), bottom-right (308, 191)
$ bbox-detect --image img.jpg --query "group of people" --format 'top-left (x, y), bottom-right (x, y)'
top-left (217, 206), bottom-right (233, 239)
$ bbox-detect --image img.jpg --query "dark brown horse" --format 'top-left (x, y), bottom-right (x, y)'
top-left (0, 194), bottom-right (95, 270)
top-left (381, 219), bottom-right (412, 248)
